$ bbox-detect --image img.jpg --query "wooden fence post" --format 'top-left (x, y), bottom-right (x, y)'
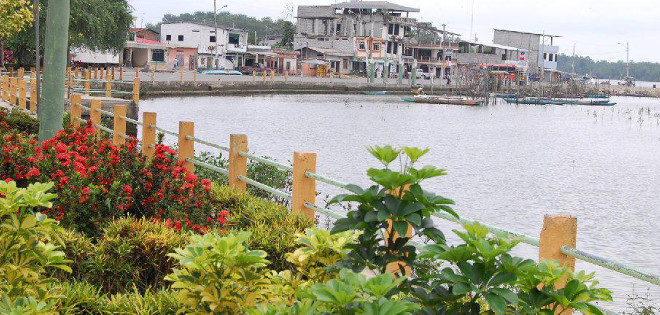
top-left (30, 78), bottom-right (37, 114)
top-left (18, 80), bottom-right (26, 109)
top-left (539, 214), bottom-right (577, 314)
top-left (90, 99), bottom-right (102, 132)
top-left (133, 77), bottom-right (140, 104)
top-left (228, 134), bottom-right (248, 191)
top-left (9, 78), bottom-right (17, 105)
top-left (150, 68), bottom-right (155, 83)
top-left (142, 112), bottom-right (157, 158)
top-left (111, 67), bottom-right (115, 80)
top-left (106, 67), bottom-right (110, 80)
top-left (74, 67), bottom-right (79, 78)
top-left (70, 94), bottom-right (82, 125)
top-left (93, 68), bottom-right (98, 80)
top-left (178, 121), bottom-right (195, 172)
top-left (105, 81), bottom-right (112, 97)
top-left (262, 70), bottom-right (266, 82)
top-left (84, 70), bottom-right (91, 95)
top-left (384, 185), bottom-right (413, 277)
top-left (119, 66), bottom-right (124, 81)
top-left (113, 105), bottom-right (127, 146)
top-left (179, 67), bottom-right (184, 82)
top-left (291, 152), bottom-right (317, 220)
top-left (135, 67), bottom-right (140, 79)
top-left (193, 70), bottom-right (197, 83)
top-left (252, 70), bottom-right (256, 82)
top-left (1, 76), bottom-right (8, 101)
top-left (17, 67), bottom-right (24, 79)
top-left (270, 70), bottom-right (275, 82)
top-left (285, 71), bottom-right (289, 81)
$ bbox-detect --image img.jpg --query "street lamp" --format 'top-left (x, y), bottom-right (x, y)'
top-left (214, 2), bottom-right (228, 69)
top-left (617, 41), bottom-right (630, 78)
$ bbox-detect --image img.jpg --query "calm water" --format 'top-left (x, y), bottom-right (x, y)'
top-left (139, 94), bottom-right (660, 311)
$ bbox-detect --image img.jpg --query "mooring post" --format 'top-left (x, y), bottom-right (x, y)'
top-left (291, 152), bottom-right (317, 220)
top-left (70, 94), bottom-right (81, 125)
top-left (113, 105), bottom-right (127, 146)
top-left (142, 112), bottom-right (157, 158)
top-left (178, 121), bottom-right (195, 172)
top-left (228, 134), bottom-right (248, 191)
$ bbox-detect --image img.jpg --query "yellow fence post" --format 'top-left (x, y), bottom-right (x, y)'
top-left (90, 100), bottom-right (102, 133)
top-left (270, 70), bottom-right (275, 82)
top-left (539, 214), bottom-right (577, 315)
top-left (285, 70), bottom-right (289, 81)
top-left (9, 78), bottom-right (17, 105)
top-left (228, 134), bottom-right (248, 191)
top-left (74, 67), bottom-right (80, 78)
top-left (84, 70), bottom-right (91, 95)
top-left (262, 70), bottom-right (266, 82)
top-left (135, 67), bottom-right (140, 79)
top-left (30, 77), bottom-right (37, 114)
top-left (252, 70), bottom-right (256, 82)
top-left (106, 67), bottom-right (111, 80)
top-left (113, 105), bottom-right (127, 146)
top-left (180, 67), bottom-right (184, 82)
top-left (105, 81), bottom-right (112, 97)
top-left (70, 94), bottom-right (82, 125)
top-left (193, 70), bottom-right (197, 83)
top-left (17, 67), bottom-right (24, 79)
top-left (120, 66), bottom-right (124, 81)
top-left (178, 121), bottom-right (195, 172)
top-left (133, 77), bottom-right (140, 104)
top-left (1, 76), bottom-right (8, 101)
top-left (151, 67), bottom-right (155, 83)
top-left (93, 68), bottom-right (98, 80)
top-left (142, 112), bottom-right (157, 158)
top-left (291, 152), bottom-right (317, 220)
top-left (18, 80), bottom-right (26, 109)
top-left (111, 67), bottom-right (115, 80)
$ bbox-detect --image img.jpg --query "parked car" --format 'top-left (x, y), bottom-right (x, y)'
top-left (415, 69), bottom-right (432, 80)
top-left (239, 65), bottom-right (273, 75)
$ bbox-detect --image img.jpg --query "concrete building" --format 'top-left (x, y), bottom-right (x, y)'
top-left (493, 29), bottom-right (560, 76)
top-left (160, 22), bottom-right (248, 70)
top-left (403, 22), bottom-right (461, 78)
top-left (128, 28), bottom-right (160, 42)
top-left (294, 1), bottom-right (420, 75)
top-left (123, 37), bottom-right (168, 68)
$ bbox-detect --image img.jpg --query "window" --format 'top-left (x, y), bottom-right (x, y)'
top-left (152, 49), bottom-right (165, 62)
top-left (393, 43), bottom-right (398, 54)
top-left (373, 42), bottom-right (380, 51)
top-left (358, 41), bottom-right (365, 50)
top-left (178, 35), bottom-right (184, 41)
top-left (549, 54), bottom-right (554, 61)
top-left (388, 24), bottom-right (394, 35)
top-left (336, 23), bottom-right (342, 33)
top-left (210, 36), bottom-right (216, 43)
top-left (165, 35), bottom-right (171, 41)
top-left (228, 33), bottom-right (240, 45)
top-left (393, 25), bottom-right (400, 36)
top-left (387, 42), bottom-right (392, 54)
top-left (543, 53), bottom-right (547, 60)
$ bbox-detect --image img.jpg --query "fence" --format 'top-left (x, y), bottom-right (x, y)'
top-left (3, 87), bottom-right (660, 307)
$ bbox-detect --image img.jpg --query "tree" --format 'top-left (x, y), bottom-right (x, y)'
top-left (0, 0), bottom-right (33, 67)
top-left (278, 21), bottom-right (294, 49)
top-left (4, 0), bottom-right (132, 67)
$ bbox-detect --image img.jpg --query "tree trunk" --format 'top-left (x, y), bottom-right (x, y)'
top-left (0, 39), bottom-right (4, 68)
top-left (39, 0), bottom-right (70, 142)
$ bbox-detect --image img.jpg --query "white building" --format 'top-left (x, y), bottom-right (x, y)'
top-left (160, 22), bottom-right (249, 69)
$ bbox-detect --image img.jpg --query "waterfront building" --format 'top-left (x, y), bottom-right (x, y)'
top-left (122, 30), bottom-right (168, 68)
top-left (493, 29), bottom-right (560, 78)
top-left (294, 1), bottom-right (420, 76)
top-left (160, 22), bottom-right (248, 70)
top-left (403, 22), bottom-right (461, 79)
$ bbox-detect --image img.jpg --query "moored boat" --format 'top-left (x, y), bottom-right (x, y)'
top-left (402, 95), bottom-right (482, 106)
top-left (363, 91), bottom-right (387, 95)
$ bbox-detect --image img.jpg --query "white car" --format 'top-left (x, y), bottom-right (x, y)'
top-left (415, 69), bottom-right (432, 80)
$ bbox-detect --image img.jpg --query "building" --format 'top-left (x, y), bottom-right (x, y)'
top-left (128, 28), bottom-right (160, 42)
top-left (123, 35), bottom-right (168, 68)
top-left (403, 22), bottom-right (461, 78)
top-left (160, 22), bottom-right (248, 70)
top-left (493, 29), bottom-right (560, 76)
top-left (294, 1), bottom-right (420, 76)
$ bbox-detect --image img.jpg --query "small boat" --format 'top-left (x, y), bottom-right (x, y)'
top-left (505, 98), bottom-right (552, 105)
top-left (363, 91), bottom-right (387, 95)
top-left (586, 94), bottom-right (609, 99)
top-left (201, 69), bottom-right (243, 75)
top-left (494, 93), bottom-right (518, 99)
top-left (566, 99), bottom-right (612, 105)
top-left (403, 95), bottom-right (482, 106)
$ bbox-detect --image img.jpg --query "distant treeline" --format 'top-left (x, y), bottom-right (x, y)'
top-left (557, 54), bottom-right (660, 82)
top-left (145, 11), bottom-right (294, 48)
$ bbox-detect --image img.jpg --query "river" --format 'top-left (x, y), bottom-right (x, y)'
top-left (138, 94), bottom-right (660, 311)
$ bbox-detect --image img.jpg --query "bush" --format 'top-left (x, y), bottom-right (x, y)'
top-left (0, 108), bottom-right (39, 135)
top-left (0, 181), bottom-right (71, 313)
top-left (0, 122), bottom-right (221, 236)
top-left (213, 185), bottom-right (313, 270)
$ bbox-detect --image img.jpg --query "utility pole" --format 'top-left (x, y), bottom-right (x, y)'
top-left (39, 0), bottom-right (70, 142)
top-left (34, 0), bottom-right (40, 109)
top-left (214, 2), bottom-right (227, 69)
top-left (469, 0), bottom-right (475, 43)
top-left (571, 43), bottom-right (576, 75)
top-left (539, 30), bottom-right (545, 83)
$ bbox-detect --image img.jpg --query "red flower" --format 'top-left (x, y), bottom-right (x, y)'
top-left (25, 167), bottom-right (40, 178)
top-left (123, 185), bottom-right (132, 194)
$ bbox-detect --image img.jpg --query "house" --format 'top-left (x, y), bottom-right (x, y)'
top-left (123, 36), bottom-right (168, 69)
top-left (160, 22), bottom-right (248, 70)
top-left (128, 28), bottom-right (160, 42)
top-left (493, 29), bottom-right (560, 76)
top-left (403, 22), bottom-right (461, 78)
top-left (294, 1), bottom-right (420, 76)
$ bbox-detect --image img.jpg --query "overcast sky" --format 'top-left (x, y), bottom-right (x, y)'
top-left (128, 0), bottom-right (658, 63)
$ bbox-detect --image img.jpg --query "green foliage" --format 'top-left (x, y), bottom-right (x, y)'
top-left (213, 185), bottom-right (313, 271)
top-left (0, 181), bottom-right (71, 312)
top-left (286, 228), bottom-right (357, 284)
top-left (165, 231), bottom-right (271, 314)
top-left (0, 107), bottom-right (39, 135)
top-left (330, 145), bottom-right (455, 274)
top-left (557, 53), bottom-right (660, 81)
top-left (0, 0), bottom-right (33, 39)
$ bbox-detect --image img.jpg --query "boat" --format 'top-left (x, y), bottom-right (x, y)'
top-left (505, 98), bottom-right (553, 105)
top-left (586, 94), bottom-right (609, 99)
top-left (494, 93), bottom-right (518, 99)
top-left (565, 99), bottom-right (612, 105)
top-left (201, 69), bottom-right (243, 75)
top-left (402, 95), bottom-right (482, 106)
top-left (363, 91), bottom-right (387, 95)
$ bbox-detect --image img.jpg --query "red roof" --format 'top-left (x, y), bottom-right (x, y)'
top-left (136, 37), bottom-right (164, 45)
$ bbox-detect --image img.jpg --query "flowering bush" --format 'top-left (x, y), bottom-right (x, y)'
top-left (0, 120), bottom-right (223, 236)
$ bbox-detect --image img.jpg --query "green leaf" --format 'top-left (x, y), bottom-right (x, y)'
top-left (485, 292), bottom-right (508, 315)
top-left (490, 288), bottom-right (518, 305)
top-left (402, 147), bottom-right (430, 164)
top-left (392, 221), bottom-right (409, 238)
top-left (367, 145), bottom-right (401, 167)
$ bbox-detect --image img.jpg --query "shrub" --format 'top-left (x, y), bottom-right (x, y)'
top-left (166, 232), bottom-right (271, 314)
top-left (0, 107), bottom-right (39, 135)
top-left (213, 185), bottom-right (313, 270)
top-left (0, 122), bottom-right (221, 236)
top-left (286, 228), bottom-right (357, 284)
top-left (0, 181), bottom-right (71, 313)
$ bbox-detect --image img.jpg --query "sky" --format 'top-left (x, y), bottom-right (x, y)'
top-left (128, 0), bottom-right (660, 63)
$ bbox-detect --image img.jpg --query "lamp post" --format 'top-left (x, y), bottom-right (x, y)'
top-left (618, 41), bottom-right (630, 78)
top-left (214, 1), bottom-right (227, 69)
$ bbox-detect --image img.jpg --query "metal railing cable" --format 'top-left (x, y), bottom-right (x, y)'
top-left (95, 108), bottom-right (114, 117)
top-left (187, 158), bottom-right (229, 175)
top-left (121, 116), bottom-right (142, 126)
top-left (151, 125), bottom-right (179, 137)
top-left (186, 136), bottom-right (229, 152)
top-left (239, 151), bottom-right (292, 171)
top-left (561, 246), bottom-right (660, 286)
top-left (305, 171), bottom-right (351, 189)
top-left (237, 175), bottom-right (291, 201)
top-left (95, 124), bottom-right (113, 134)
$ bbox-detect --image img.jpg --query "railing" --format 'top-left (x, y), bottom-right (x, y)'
top-left (3, 85), bottom-right (660, 306)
